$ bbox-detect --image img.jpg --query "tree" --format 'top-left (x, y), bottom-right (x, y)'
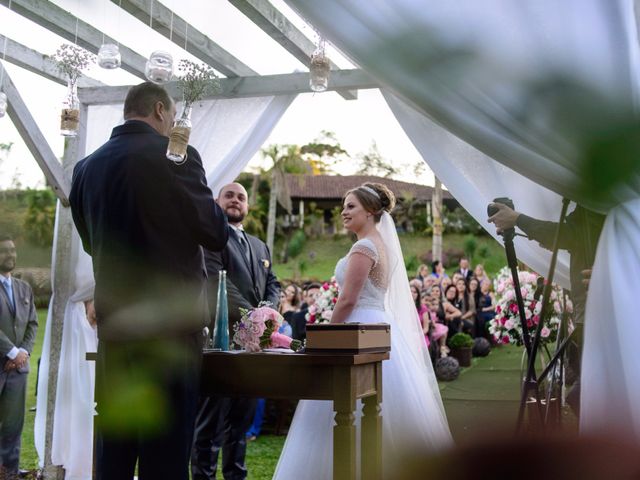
top-left (261, 133), bottom-right (349, 253)
top-left (356, 141), bottom-right (399, 178)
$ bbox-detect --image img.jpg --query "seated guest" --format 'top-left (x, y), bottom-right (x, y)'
top-left (451, 272), bottom-right (464, 285)
top-left (422, 292), bottom-right (449, 357)
top-left (467, 277), bottom-right (482, 337)
top-left (477, 279), bottom-right (496, 339)
top-left (290, 283), bottom-right (321, 342)
top-left (422, 275), bottom-right (435, 291)
top-left (443, 284), bottom-right (467, 334)
top-left (429, 260), bottom-right (449, 285)
top-left (474, 264), bottom-right (489, 286)
top-left (279, 283), bottom-right (301, 327)
top-left (440, 276), bottom-right (452, 292)
top-left (429, 284), bottom-right (443, 303)
top-left (409, 278), bottom-right (424, 291)
top-left (415, 264), bottom-right (430, 284)
top-left (456, 278), bottom-right (477, 336)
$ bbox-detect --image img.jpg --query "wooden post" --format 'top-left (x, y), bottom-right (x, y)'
top-left (42, 103), bottom-right (88, 480)
top-left (299, 199), bottom-right (304, 228)
top-left (361, 362), bottom-right (383, 480)
top-left (432, 177), bottom-right (443, 262)
top-left (333, 366), bottom-right (356, 480)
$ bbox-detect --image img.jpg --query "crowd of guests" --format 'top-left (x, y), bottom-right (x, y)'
top-left (411, 257), bottom-right (496, 359)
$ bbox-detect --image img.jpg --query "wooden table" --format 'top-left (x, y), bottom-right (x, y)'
top-left (200, 350), bottom-right (389, 480)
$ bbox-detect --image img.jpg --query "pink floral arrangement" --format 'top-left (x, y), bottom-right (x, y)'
top-left (488, 267), bottom-right (573, 346)
top-left (306, 280), bottom-right (339, 324)
top-left (233, 304), bottom-right (303, 352)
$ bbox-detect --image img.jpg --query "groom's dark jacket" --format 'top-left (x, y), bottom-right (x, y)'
top-left (205, 229), bottom-right (280, 329)
top-left (70, 120), bottom-right (229, 340)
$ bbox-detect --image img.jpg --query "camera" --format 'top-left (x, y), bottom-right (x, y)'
top-left (487, 197), bottom-right (515, 217)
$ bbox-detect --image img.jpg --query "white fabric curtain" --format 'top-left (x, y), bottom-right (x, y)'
top-left (35, 93), bottom-right (295, 477)
top-left (285, 0), bottom-right (640, 440)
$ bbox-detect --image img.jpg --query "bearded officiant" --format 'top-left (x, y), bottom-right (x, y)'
top-left (191, 182), bottom-right (280, 480)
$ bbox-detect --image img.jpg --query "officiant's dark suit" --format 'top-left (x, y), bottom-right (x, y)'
top-left (191, 182), bottom-right (280, 480)
top-left (0, 236), bottom-right (38, 476)
top-left (69, 82), bottom-right (229, 480)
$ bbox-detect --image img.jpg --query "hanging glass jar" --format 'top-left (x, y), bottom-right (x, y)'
top-left (166, 103), bottom-right (191, 164)
top-left (145, 50), bottom-right (173, 84)
top-left (0, 92), bottom-right (7, 118)
top-left (60, 80), bottom-right (80, 136)
top-left (97, 43), bottom-right (121, 69)
top-left (309, 37), bottom-right (330, 92)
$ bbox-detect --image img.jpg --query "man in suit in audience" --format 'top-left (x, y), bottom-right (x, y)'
top-left (70, 82), bottom-right (229, 480)
top-left (191, 182), bottom-right (280, 480)
top-left (455, 257), bottom-right (473, 283)
top-left (0, 235), bottom-right (38, 477)
top-left (290, 283), bottom-right (321, 342)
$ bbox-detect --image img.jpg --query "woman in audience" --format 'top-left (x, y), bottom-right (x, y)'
top-left (430, 260), bottom-right (449, 285)
top-left (415, 264), bottom-right (430, 284)
top-left (279, 283), bottom-right (301, 333)
top-left (443, 284), bottom-right (465, 334)
top-left (422, 275), bottom-right (435, 292)
top-left (474, 264), bottom-right (489, 285)
top-left (456, 278), bottom-right (476, 336)
top-left (467, 277), bottom-right (482, 337)
top-left (430, 284), bottom-right (443, 303)
top-left (477, 279), bottom-right (496, 339)
top-left (440, 276), bottom-right (452, 294)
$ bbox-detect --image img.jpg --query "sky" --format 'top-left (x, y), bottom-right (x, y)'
top-left (0, 0), bottom-right (435, 190)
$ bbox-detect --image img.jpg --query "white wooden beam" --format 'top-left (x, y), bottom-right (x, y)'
top-left (0, 62), bottom-right (69, 204)
top-left (78, 68), bottom-right (377, 105)
top-left (0, 0), bottom-right (148, 79)
top-left (0, 34), bottom-right (103, 87)
top-left (112, 0), bottom-right (256, 77)
top-left (228, 0), bottom-right (357, 100)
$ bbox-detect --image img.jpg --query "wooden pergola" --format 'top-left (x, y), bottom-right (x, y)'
top-left (0, 1), bottom-right (380, 477)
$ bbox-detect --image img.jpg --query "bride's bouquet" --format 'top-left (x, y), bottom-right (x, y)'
top-left (232, 303), bottom-right (303, 352)
top-left (488, 267), bottom-right (573, 346)
top-left (306, 280), bottom-right (339, 324)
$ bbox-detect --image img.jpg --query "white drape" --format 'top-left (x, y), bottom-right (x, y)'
top-left (285, 0), bottom-right (640, 439)
top-left (35, 94), bottom-right (295, 477)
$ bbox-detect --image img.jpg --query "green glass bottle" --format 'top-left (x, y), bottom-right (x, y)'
top-left (212, 270), bottom-right (229, 351)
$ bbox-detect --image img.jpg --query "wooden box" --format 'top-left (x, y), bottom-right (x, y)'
top-left (305, 323), bottom-right (391, 354)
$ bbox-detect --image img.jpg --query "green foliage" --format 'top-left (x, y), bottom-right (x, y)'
top-left (443, 206), bottom-right (484, 235)
top-left (463, 235), bottom-right (478, 261)
top-left (23, 189), bottom-right (56, 247)
top-left (405, 254), bottom-right (419, 273)
top-left (176, 59), bottom-right (220, 105)
top-left (356, 141), bottom-right (399, 177)
top-left (477, 244), bottom-right (490, 259)
top-left (449, 332), bottom-right (474, 349)
top-left (287, 230), bottom-right (306, 259)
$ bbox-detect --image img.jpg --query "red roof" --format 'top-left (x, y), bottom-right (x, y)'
top-left (285, 174), bottom-right (452, 202)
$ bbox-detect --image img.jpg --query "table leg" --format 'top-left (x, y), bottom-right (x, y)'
top-left (333, 367), bottom-right (356, 480)
top-left (362, 394), bottom-right (382, 480)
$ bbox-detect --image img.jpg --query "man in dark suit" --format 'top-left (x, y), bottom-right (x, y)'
top-left (69, 82), bottom-right (229, 480)
top-left (0, 235), bottom-right (38, 477)
top-left (191, 182), bottom-right (280, 480)
top-left (455, 257), bottom-right (473, 283)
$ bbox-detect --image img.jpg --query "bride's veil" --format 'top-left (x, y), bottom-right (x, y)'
top-left (378, 212), bottom-right (449, 425)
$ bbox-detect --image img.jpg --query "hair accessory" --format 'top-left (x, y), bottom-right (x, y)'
top-left (360, 185), bottom-right (380, 199)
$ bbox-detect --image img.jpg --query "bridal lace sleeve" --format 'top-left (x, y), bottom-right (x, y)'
top-left (348, 238), bottom-right (378, 265)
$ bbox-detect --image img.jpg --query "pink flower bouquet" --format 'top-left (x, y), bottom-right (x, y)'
top-left (306, 280), bottom-right (339, 324)
top-left (233, 304), bottom-right (303, 352)
top-left (489, 266), bottom-right (573, 346)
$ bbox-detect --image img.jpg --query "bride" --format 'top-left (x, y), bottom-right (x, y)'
top-left (273, 183), bottom-right (452, 479)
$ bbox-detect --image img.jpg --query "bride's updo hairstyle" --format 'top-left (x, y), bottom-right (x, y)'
top-left (346, 182), bottom-right (396, 223)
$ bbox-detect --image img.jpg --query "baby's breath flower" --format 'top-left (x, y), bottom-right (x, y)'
top-left (177, 60), bottom-right (221, 106)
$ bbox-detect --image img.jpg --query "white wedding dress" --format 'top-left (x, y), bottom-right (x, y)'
top-left (273, 213), bottom-right (452, 479)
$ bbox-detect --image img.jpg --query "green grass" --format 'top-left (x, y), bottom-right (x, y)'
top-left (273, 232), bottom-right (506, 282)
